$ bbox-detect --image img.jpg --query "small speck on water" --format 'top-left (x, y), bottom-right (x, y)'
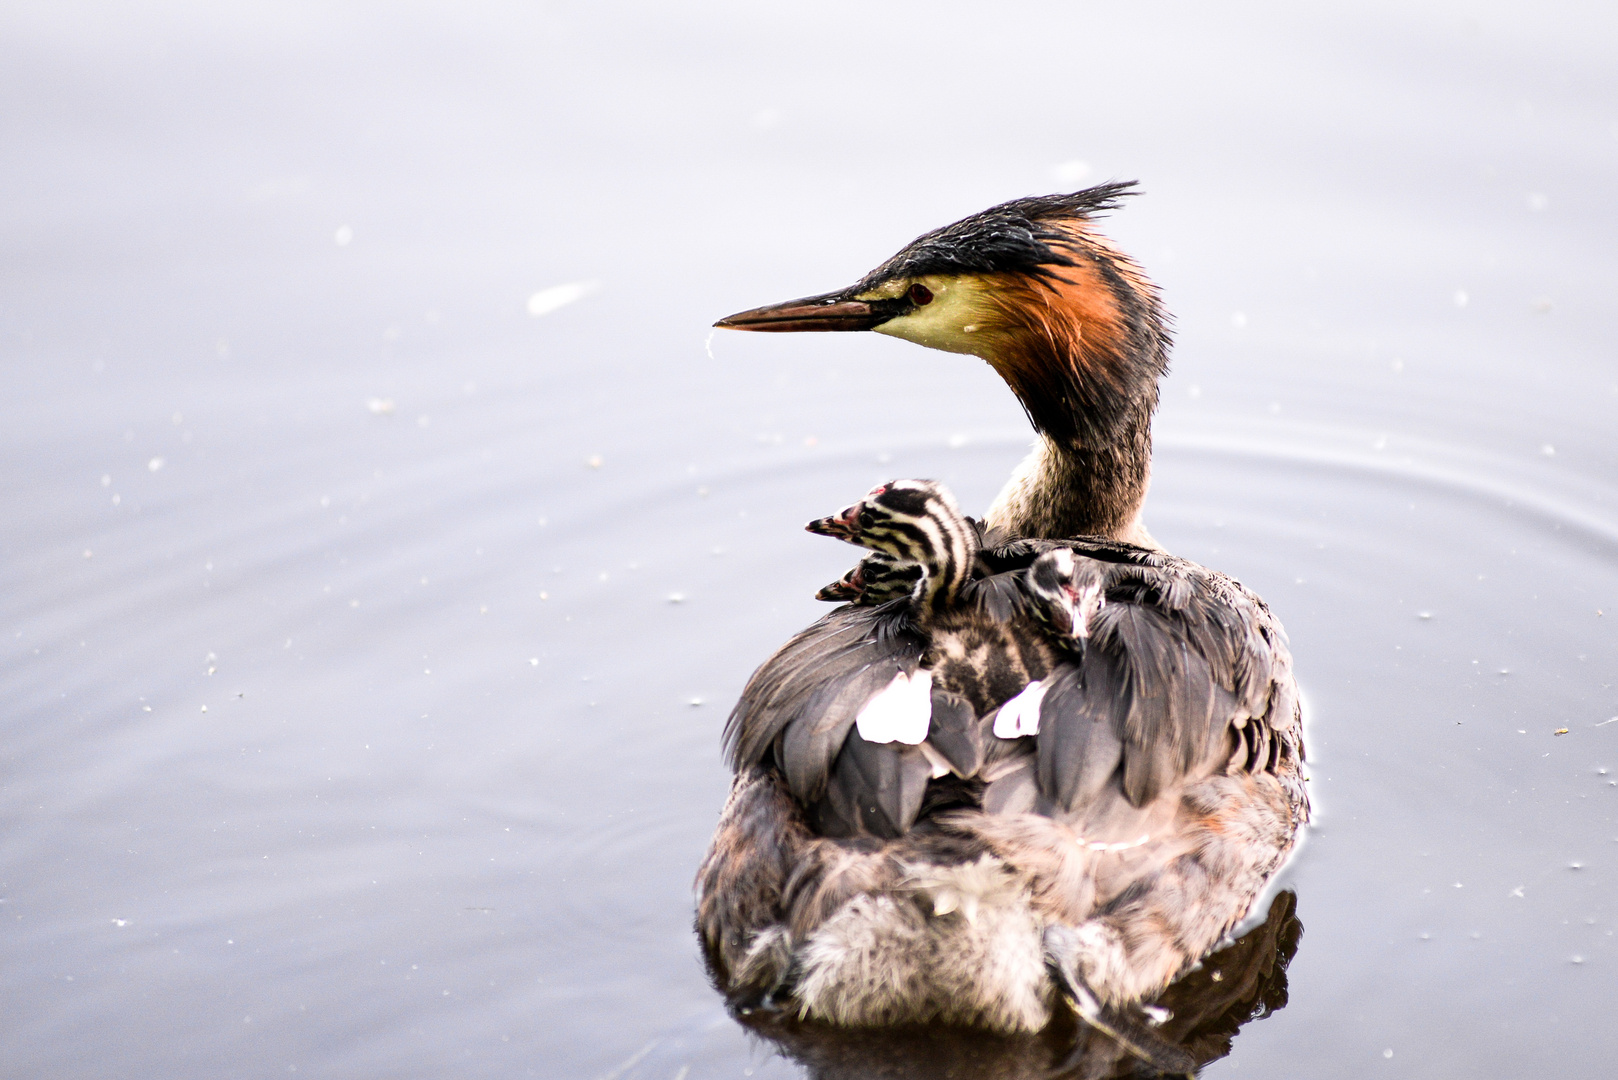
top-left (585, 455), bottom-right (603, 469)
top-left (1384, 1049), bottom-right (1394, 1059)
top-left (1417, 611), bottom-right (1433, 620)
top-left (1555, 728), bottom-right (1570, 736)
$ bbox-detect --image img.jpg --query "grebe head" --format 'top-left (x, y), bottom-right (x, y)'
top-left (715, 183), bottom-right (1170, 450)
top-left (814, 552), bottom-right (923, 605)
top-left (1024, 547), bottom-right (1107, 640)
top-left (806, 479), bottom-right (976, 612)
top-left (806, 479), bottom-right (961, 558)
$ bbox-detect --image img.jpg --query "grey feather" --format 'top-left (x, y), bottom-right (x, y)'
top-left (725, 604), bottom-right (925, 804)
top-left (925, 687), bottom-right (982, 777)
top-left (812, 728), bottom-right (932, 839)
top-left (981, 756), bottom-right (1038, 816)
top-left (1035, 664), bottom-right (1126, 813)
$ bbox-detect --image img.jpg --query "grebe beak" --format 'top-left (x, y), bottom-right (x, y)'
top-left (805, 504), bottom-right (862, 542)
top-left (714, 290), bottom-right (902, 333)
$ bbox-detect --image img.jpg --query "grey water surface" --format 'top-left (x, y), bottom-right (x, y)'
top-left (3, 2), bottom-right (1617, 1078)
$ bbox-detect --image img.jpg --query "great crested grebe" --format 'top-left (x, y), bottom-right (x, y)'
top-left (696, 184), bottom-right (1307, 1062)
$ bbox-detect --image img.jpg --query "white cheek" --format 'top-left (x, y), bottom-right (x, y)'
top-left (873, 284), bottom-right (991, 357)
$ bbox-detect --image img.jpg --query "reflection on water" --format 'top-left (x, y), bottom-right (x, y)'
top-left (727, 893), bottom-right (1301, 1080)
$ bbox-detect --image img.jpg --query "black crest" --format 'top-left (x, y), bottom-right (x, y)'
top-left (854, 181), bottom-right (1139, 289)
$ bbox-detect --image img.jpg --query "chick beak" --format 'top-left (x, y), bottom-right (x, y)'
top-left (814, 566), bottom-right (863, 603)
top-left (806, 504), bottom-right (862, 542)
top-left (714, 289), bottom-right (898, 333)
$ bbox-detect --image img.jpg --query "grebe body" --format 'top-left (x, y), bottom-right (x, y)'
top-left (696, 186), bottom-right (1308, 1057)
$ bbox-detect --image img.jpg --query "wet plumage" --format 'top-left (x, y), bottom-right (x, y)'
top-left (696, 184), bottom-right (1308, 1065)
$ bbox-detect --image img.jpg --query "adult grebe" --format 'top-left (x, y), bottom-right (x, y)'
top-left (696, 185), bottom-right (1307, 1065)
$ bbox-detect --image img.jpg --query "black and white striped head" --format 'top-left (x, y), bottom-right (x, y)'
top-left (1026, 547), bottom-right (1107, 641)
top-left (815, 552), bottom-right (924, 605)
top-left (806, 479), bottom-right (977, 611)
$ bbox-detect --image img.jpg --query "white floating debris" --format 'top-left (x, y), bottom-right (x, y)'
top-left (993, 681), bottom-right (1048, 739)
top-left (82, 549), bottom-right (93, 559)
top-left (366, 398), bottom-right (396, 415)
top-left (667, 593), bottom-right (686, 604)
top-left (528, 658), bottom-right (538, 666)
top-left (1526, 192), bottom-right (1549, 212)
top-left (111, 919), bottom-right (129, 927)
top-left (585, 455), bottom-right (603, 469)
top-left (147, 457), bottom-right (164, 472)
top-left (1453, 289), bottom-right (1469, 308)
top-left (1230, 311), bottom-right (1247, 329)
top-left (526, 280), bottom-right (599, 317)
top-left (101, 474), bottom-right (111, 486)
top-left (1541, 443), bottom-right (1555, 456)
top-left (1572, 955), bottom-right (1585, 964)
top-left (1510, 886), bottom-right (1524, 897)
top-left (334, 225), bottom-right (353, 246)
top-left (1383, 1049), bottom-right (1394, 1059)
top-left (1417, 611), bottom-right (1433, 620)
top-left (688, 697), bottom-right (704, 707)
top-left (857, 669), bottom-right (933, 745)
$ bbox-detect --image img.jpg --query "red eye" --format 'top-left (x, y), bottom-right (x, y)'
top-left (907, 283), bottom-right (933, 306)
